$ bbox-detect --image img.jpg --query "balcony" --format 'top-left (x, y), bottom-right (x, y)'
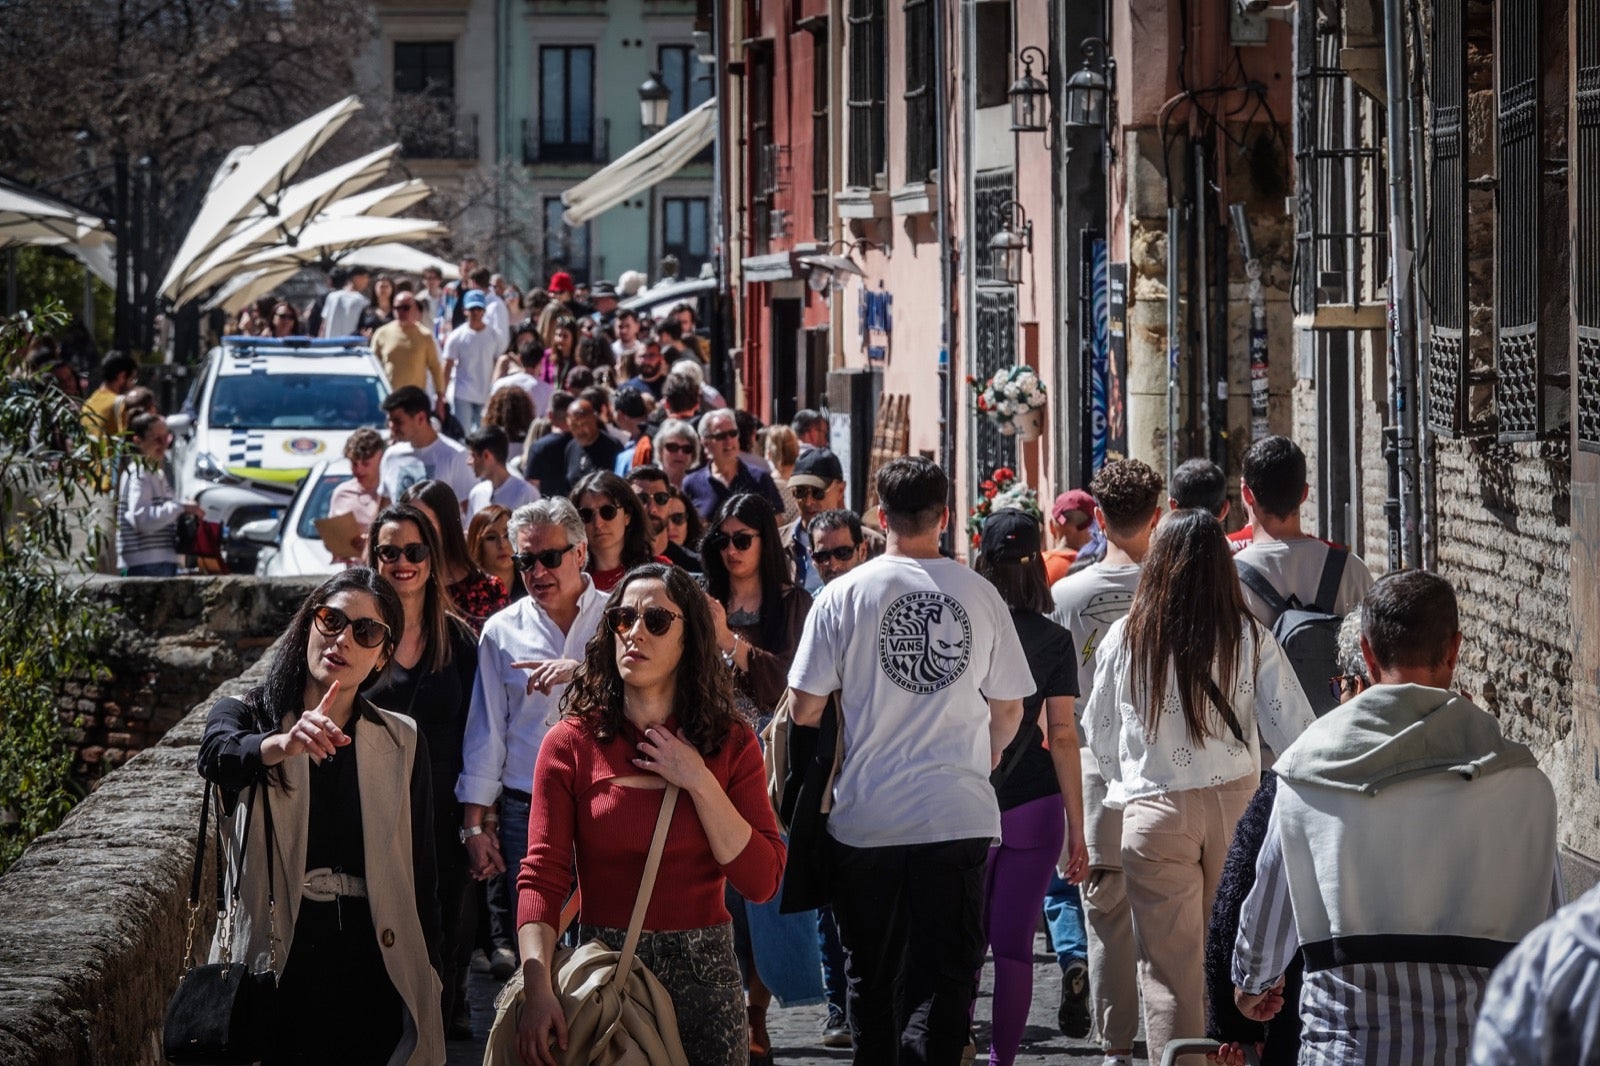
top-left (398, 112), bottom-right (479, 161)
top-left (523, 118), bottom-right (610, 165)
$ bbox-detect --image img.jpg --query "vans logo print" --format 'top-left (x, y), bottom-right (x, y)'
top-left (878, 591), bottom-right (972, 694)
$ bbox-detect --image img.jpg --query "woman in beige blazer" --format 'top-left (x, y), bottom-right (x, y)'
top-left (198, 568), bottom-right (445, 1066)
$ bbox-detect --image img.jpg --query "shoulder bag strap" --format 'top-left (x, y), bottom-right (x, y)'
top-left (179, 782), bottom-right (213, 971)
top-left (611, 784), bottom-right (680, 987)
top-left (1312, 547), bottom-right (1349, 614)
top-left (1200, 674), bottom-right (1248, 746)
top-left (1235, 561), bottom-right (1290, 620)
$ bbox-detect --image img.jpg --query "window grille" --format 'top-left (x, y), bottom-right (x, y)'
top-left (974, 170), bottom-right (1014, 286)
top-left (1495, 0), bottom-right (1547, 440)
top-left (846, 0), bottom-right (886, 188)
top-left (811, 29), bottom-right (830, 236)
top-left (974, 288), bottom-right (1018, 478)
top-left (1577, 0), bottom-right (1600, 451)
top-left (1425, 0), bottom-right (1468, 434)
top-left (903, 0), bottom-right (934, 183)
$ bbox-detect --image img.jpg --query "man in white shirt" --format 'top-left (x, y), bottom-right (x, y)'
top-left (611, 308), bottom-right (645, 371)
top-left (469, 266), bottom-right (511, 354)
top-left (456, 499), bottom-right (608, 908)
top-left (319, 265), bottom-right (370, 338)
top-left (378, 386), bottom-right (476, 508)
top-left (491, 342), bottom-right (557, 418)
top-left (1234, 436), bottom-right (1373, 625)
top-left (1048, 457), bottom-right (1165, 1064)
top-left (465, 425), bottom-right (539, 518)
top-left (788, 456), bottom-right (1033, 1066)
top-left (443, 291), bottom-right (501, 432)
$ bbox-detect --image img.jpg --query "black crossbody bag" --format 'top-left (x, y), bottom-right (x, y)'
top-left (162, 780), bottom-right (279, 1065)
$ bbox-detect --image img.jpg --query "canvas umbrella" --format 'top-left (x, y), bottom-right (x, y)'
top-left (239, 215), bottom-right (446, 269)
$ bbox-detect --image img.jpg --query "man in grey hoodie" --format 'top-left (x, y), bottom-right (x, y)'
top-left (1230, 570), bottom-right (1560, 1065)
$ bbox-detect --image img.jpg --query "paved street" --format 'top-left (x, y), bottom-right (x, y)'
top-left (448, 932), bottom-right (1150, 1065)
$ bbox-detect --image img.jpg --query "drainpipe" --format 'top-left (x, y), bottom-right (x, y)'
top-left (1165, 204), bottom-right (1181, 482)
top-left (1405, 0), bottom-right (1436, 571)
top-left (937, 0), bottom-right (958, 550)
top-left (1381, 0), bottom-right (1422, 570)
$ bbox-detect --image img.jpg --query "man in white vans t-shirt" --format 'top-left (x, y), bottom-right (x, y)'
top-left (378, 386), bottom-right (476, 510)
top-left (1233, 436), bottom-right (1373, 627)
top-left (789, 456), bottom-right (1032, 1066)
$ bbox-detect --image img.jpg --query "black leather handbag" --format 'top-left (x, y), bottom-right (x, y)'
top-left (162, 780), bottom-right (279, 1065)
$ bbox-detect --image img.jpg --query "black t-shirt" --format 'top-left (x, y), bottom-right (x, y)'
top-left (992, 610), bottom-right (1080, 811)
top-left (560, 434), bottom-right (623, 494)
top-left (525, 430), bottom-right (571, 493)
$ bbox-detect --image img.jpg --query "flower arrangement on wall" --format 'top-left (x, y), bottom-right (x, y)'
top-left (970, 365), bottom-right (1048, 439)
top-left (967, 466), bottom-right (1042, 548)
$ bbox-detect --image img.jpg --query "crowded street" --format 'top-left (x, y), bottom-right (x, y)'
top-left (3, 0), bottom-right (1600, 1065)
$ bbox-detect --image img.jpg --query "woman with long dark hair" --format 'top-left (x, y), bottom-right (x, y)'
top-left (400, 478), bottom-right (508, 630)
top-left (664, 485), bottom-right (703, 550)
top-left (514, 564), bottom-right (785, 1066)
top-left (570, 470), bottom-right (657, 592)
top-left (701, 492), bottom-right (819, 1060)
top-left (197, 569), bottom-right (444, 1065)
top-left (362, 505), bottom-right (480, 1041)
top-left (1082, 508), bottom-right (1315, 1065)
top-left (972, 510), bottom-right (1089, 1066)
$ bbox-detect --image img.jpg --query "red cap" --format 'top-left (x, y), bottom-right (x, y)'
top-left (548, 271), bottom-right (575, 294)
top-left (1052, 489), bottom-right (1096, 529)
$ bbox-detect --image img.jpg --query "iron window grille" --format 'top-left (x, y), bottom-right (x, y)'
top-left (974, 288), bottom-right (1019, 479)
top-left (1424, 0), bottom-right (1471, 435)
top-left (903, 0), bottom-right (935, 184)
top-left (846, 0), bottom-right (887, 188)
top-left (1577, 0), bottom-right (1600, 451)
top-left (974, 169), bottom-right (1016, 286)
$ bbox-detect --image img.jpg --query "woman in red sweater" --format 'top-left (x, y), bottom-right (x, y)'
top-left (515, 563), bottom-right (786, 1066)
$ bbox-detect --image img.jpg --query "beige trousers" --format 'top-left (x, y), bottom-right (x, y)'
top-left (1081, 866), bottom-right (1141, 1051)
top-left (1121, 775), bottom-right (1257, 1066)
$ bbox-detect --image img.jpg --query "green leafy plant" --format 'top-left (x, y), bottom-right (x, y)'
top-left (0, 301), bottom-right (121, 871)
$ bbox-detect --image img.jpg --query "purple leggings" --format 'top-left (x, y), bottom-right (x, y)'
top-left (981, 793), bottom-right (1065, 1066)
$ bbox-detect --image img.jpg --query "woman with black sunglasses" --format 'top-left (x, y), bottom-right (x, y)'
top-left (665, 485), bottom-right (704, 550)
top-left (401, 478), bottom-right (509, 631)
top-left (701, 492), bottom-right (820, 1061)
top-left (363, 504), bottom-right (481, 1041)
top-left (197, 569), bottom-right (445, 1065)
top-left (514, 564), bottom-right (785, 1066)
top-left (571, 470), bottom-right (659, 592)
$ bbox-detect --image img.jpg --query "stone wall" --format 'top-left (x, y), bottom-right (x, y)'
top-left (59, 577), bottom-right (313, 782)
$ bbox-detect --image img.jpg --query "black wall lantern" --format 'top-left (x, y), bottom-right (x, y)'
top-left (988, 200), bottom-right (1033, 285)
top-left (639, 71), bottom-right (671, 135)
top-left (1008, 46), bottom-right (1050, 133)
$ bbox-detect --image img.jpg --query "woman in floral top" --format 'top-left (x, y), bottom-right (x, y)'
top-left (401, 479), bottom-right (508, 632)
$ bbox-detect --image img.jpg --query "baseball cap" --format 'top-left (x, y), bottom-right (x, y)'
top-left (979, 509), bottom-right (1043, 564)
top-left (548, 271), bottom-right (575, 294)
top-left (790, 448), bottom-right (844, 489)
top-left (463, 290), bottom-right (488, 311)
top-left (1052, 488), bottom-right (1096, 529)
top-left (591, 281), bottom-right (618, 299)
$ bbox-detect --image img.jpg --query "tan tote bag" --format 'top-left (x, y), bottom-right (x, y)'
top-left (484, 785), bottom-right (690, 1066)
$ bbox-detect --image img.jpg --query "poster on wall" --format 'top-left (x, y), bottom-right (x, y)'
top-left (1088, 238), bottom-right (1109, 473)
top-left (1105, 262), bottom-right (1129, 463)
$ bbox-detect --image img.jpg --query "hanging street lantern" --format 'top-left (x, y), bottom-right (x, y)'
top-left (1064, 38), bottom-right (1113, 130)
top-left (1008, 46), bottom-right (1051, 133)
top-left (988, 201), bottom-right (1033, 286)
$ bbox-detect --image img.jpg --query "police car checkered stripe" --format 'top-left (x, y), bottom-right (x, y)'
top-left (226, 430), bottom-right (265, 465)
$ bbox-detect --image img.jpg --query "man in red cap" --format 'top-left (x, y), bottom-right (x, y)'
top-left (547, 270), bottom-right (576, 306)
top-left (1043, 488), bottom-right (1098, 585)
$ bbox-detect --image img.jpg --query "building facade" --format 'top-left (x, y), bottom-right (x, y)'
top-left (356, 0), bottom-right (715, 287)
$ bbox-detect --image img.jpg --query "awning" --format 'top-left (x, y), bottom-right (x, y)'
top-left (336, 242), bottom-right (458, 278)
top-left (240, 215), bottom-right (446, 268)
top-left (0, 178), bottom-right (110, 250)
top-left (560, 98), bottom-right (716, 225)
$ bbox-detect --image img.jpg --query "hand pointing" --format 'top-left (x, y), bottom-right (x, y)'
top-left (283, 681), bottom-right (352, 763)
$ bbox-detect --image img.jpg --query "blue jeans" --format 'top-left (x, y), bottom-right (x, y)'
top-left (1043, 873), bottom-right (1088, 968)
top-left (124, 561), bottom-right (178, 577)
top-left (457, 399), bottom-right (486, 432)
top-left (498, 792), bottom-right (530, 916)
top-left (818, 906), bottom-right (847, 1017)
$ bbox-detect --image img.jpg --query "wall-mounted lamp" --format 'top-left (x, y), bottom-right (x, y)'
top-left (1008, 46), bottom-right (1051, 133)
top-left (987, 201), bottom-right (1033, 286)
top-left (802, 238), bottom-right (881, 293)
top-left (638, 71), bottom-right (671, 135)
top-left (1064, 38), bottom-right (1115, 130)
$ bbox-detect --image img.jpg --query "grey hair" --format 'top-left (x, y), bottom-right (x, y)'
top-left (1335, 606), bottom-right (1368, 680)
top-left (657, 418), bottom-right (701, 462)
top-left (699, 408), bottom-right (737, 437)
top-left (670, 358), bottom-right (705, 389)
top-left (508, 496), bottom-right (587, 549)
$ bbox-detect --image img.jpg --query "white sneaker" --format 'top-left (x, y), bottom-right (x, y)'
top-left (1102, 1056), bottom-right (1133, 1066)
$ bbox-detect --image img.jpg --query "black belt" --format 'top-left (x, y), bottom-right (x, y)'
top-left (502, 787), bottom-right (532, 803)
top-left (1301, 934), bottom-right (1514, 973)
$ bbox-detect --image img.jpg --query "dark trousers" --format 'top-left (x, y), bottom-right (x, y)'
top-left (828, 835), bottom-right (990, 1066)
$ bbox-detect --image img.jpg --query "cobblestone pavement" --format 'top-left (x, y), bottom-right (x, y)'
top-left (449, 933), bottom-right (1150, 1066)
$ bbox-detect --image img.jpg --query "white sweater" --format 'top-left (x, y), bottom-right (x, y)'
top-left (1083, 618), bottom-right (1314, 807)
top-left (116, 464), bottom-right (182, 570)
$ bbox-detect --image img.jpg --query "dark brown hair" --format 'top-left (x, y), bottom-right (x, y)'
top-left (365, 504), bottom-right (456, 675)
top-left (1122, 508), bottom-right (1257, 745)
top-left (702, 493), bottom-right (791, 654)
top-left (572, 470), bottom-right (656, 571)
top-left (559, 564), bottom-right (741, 755)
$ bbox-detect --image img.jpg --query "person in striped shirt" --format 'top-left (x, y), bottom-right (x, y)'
top-left (1230, 570), bottom-right (1561, 1065)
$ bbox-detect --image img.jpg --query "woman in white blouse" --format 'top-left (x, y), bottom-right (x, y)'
top-left (1083, 508), bottom-right (1314, 1066)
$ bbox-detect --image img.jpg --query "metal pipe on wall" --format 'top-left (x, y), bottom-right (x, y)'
top-left (938, 0), bottom-right (959, 552)
top-left (1166, 204), bottom-right (1181, 481)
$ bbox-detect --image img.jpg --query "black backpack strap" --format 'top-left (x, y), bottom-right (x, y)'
top-left (1312, 547), bottom-right (1349, 614)
top-left (1235, 561), bottom-right (1290, 620)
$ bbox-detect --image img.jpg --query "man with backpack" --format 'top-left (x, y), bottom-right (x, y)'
top-left (1234, 436), bottom-right (1373, 714)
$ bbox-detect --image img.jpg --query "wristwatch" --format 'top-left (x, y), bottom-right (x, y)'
top-left (459, 825), bottom-right (485, 843)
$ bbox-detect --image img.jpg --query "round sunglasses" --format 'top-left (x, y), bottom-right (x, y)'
top-left (375, 542), bottom-right (430, 565)
top-left (605, 605), bottom-right (684, 636)
top-left (705, 530), bottom-right (758, 553)
top-left (578, 503), bottom-right (621, 524)
top-left (513, 544), bottom-right (577, 572)
top-left (312, 605), bottom-right (392, 649)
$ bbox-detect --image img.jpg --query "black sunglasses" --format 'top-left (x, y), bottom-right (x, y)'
top-left (705, 530), bottom-right (758, 553)
top-left (704, 429), bottom-right (739, 443)
top-left (665, 511), bottom-right (688, 526)
top-left (374, 542), bottom-right (430, 565)
top-left (792, 485), bottom-right (831, 501)
top-left (605, 605), bottom-right (684, 636)
top-left (578, 503), bottom-right (621, 524)
top-left (312, 605), bottom-right (392, 649)
top-left (811, 544), bottom-right (858, 564)
top-left (635, 489), bottom-right (672, 506)
top-left (661, 442), bottom-right (695, 455)
top-left (513, 544), bottom-right (578, 572)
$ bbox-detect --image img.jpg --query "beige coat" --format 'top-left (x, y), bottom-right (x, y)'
top-left (210, 704), bottom-right (445, 1066)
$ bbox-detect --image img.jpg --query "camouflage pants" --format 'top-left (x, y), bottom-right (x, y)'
top-left (577, 921), bottom-right (747, 1066)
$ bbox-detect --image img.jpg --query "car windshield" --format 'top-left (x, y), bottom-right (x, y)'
top-left (209, 374), bottom-right (386, 430)
top-left (296, 473), bottom-right (349, 540)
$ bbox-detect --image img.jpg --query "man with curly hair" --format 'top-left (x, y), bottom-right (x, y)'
top-left (1047, 457), bottom-right (1165, 1065)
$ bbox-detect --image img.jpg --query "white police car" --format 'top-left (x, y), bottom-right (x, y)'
top-left (168, 336), bottom-right (388, 570)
